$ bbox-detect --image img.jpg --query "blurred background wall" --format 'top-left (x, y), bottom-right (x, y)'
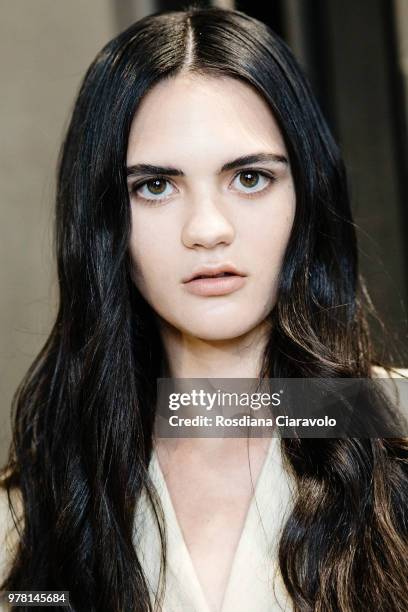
top-left (1, 0), bottom-right (407, 465)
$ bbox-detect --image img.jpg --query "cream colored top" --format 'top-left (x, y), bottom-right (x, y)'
top-left (0, 437), bottom-right (294, 612)
top-left (134, 436), bottom-right (295, 612)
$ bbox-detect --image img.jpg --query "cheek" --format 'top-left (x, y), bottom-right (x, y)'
top-left (260, 212), bottom-right (294, 264)
top-left (241, 189), bottom-right (295, 268)
top-left (240, 192), bottom-right (295, 310)
top-left (128, 209), bottom-right (176, 290)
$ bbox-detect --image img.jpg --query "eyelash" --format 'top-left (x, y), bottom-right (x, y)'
top-left (128, 169), bottom-right (276, 205)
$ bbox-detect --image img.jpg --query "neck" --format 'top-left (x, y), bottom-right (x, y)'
top-left (153, 317), bottom-right (273, 453)
top-left (157, 317), bottom-right (271, 379)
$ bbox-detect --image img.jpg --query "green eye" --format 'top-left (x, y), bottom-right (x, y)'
top-left (232, 170), bottom-right (275, 196)
top-left (145, 178), bottom-right (168, 194)
top-left (239, 171), bottom-right (260, 188)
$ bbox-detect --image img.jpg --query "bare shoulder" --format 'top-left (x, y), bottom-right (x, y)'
top-left (371, 365), bottom-right (408, 419)
top-left (0, 481), bottom-right (23, 589)
top-left (371, 365), bottom-right (408, 379)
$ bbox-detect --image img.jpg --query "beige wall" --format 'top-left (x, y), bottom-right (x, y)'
top-left (0, 1), bottom-right (122, 465)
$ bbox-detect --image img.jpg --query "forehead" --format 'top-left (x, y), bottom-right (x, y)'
top-left (126, 73), bottom-right (287, 167)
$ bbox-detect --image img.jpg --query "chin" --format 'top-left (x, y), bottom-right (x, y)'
top-left (178, 319), bottom-right (260, 342)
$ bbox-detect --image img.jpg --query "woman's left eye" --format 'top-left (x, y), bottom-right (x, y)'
top-left (230, 170), bottom-right (274, 196)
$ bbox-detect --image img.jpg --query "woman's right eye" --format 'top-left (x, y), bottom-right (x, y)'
top-left (130, 177), bottom-right (177, 203)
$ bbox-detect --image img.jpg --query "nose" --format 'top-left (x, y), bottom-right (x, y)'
top-left (181, 193), bottom-right (235, 249)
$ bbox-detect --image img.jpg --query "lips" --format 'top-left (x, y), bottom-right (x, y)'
top-left (183, 264), bottom-right (245, 283)
top-left (182, 264), bottom-right (247, 297)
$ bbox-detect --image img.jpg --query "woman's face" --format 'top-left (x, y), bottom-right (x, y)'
top-left (127, 74), bottom-right (295, 341)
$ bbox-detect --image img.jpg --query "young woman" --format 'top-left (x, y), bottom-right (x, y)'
top-left (1, 6), bottom-right (407, 612)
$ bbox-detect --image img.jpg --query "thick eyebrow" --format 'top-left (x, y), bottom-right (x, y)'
top-left (126, 152), bottom-right (288, 179)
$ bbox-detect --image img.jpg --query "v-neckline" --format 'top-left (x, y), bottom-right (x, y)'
top-left (149, 437), bottom-right (277, 612)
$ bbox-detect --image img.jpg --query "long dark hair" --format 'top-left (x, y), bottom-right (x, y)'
top-left (1, 5), bottom-right (407, 611)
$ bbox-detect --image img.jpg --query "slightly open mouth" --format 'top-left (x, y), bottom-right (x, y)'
top-left (193, 272), bottom-right (236, 280)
